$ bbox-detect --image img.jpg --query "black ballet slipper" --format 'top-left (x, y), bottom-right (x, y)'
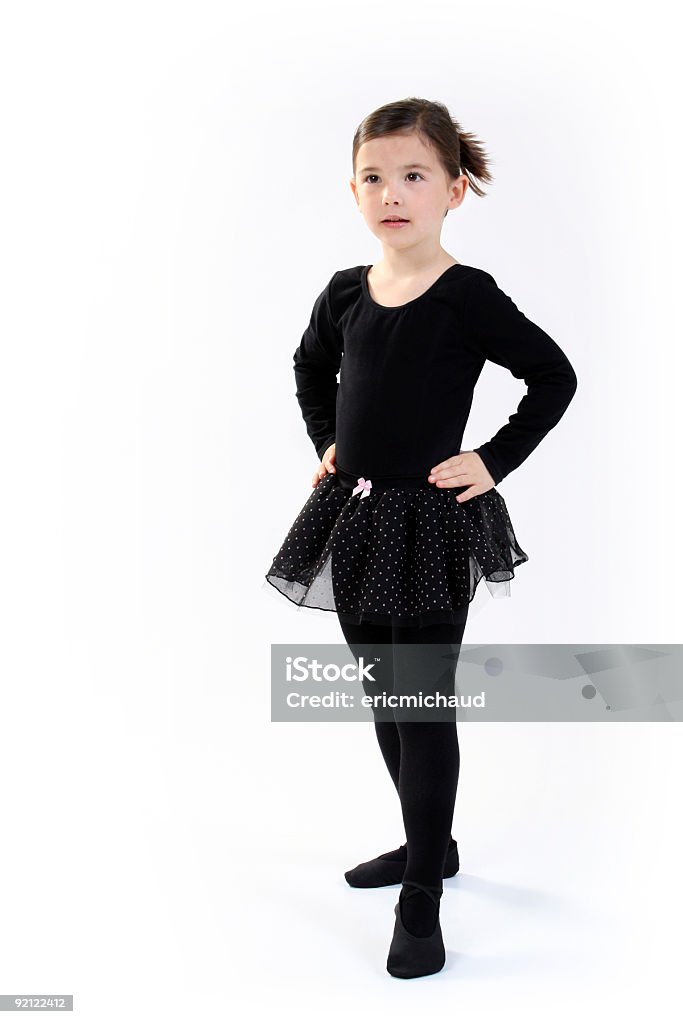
top-left (344, 840), bottom-right (459, 888)
top-left (386, 879), bottom-right (446, 979)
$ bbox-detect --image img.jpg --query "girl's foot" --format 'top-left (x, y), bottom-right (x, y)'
top-left (386, 880), bottom-right (446, 979)
top-left (344, 838), bottom-right (459, 888)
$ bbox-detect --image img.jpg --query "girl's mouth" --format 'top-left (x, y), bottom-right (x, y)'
top-left (381, 219), bottom-right (410, 227)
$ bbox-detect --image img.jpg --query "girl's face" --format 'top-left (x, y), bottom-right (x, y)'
top-left (350, 132), bottom-right (467, 251)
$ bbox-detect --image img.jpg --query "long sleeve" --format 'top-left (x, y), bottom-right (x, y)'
top-left (464, 272), bottom-right (578, 486)
top-left (293, 272), bottom-right (344, 461)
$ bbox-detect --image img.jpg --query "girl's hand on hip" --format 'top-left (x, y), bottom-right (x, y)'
top-left (428, 451), bottom-right (495, 502)
top-left (312, 443), bottom-right (336, 487)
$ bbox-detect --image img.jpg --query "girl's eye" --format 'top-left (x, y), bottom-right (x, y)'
top-left (363, 173), bottom-right (423, 184)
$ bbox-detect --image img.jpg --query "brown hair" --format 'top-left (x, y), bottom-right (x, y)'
top-left (351, 97), bottom-right (493, 199)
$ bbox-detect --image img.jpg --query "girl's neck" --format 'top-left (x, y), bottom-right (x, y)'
top-left (374, 249), bottom-right (459, 280)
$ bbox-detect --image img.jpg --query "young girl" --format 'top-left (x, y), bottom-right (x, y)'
top-left (265, 97), bottom-right (578, 979)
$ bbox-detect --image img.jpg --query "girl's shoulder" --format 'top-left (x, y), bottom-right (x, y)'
top-left (317, 266), bottom-right (365, 322)
top-left (330, 264), bottom-right (365, 298)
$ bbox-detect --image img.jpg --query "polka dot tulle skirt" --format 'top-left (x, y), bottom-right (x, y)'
top-left (264, 467), bottom-right (529, 628)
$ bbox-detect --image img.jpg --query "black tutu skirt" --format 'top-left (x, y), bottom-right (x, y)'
top-left (264, 464), bottom-right (529, 628)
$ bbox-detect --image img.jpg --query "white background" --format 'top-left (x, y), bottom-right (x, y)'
top-left (1, 0), bottom-right (681, 1020)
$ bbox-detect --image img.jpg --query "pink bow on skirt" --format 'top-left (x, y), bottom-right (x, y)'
top-left (352, 476), bottom-right (373, 499)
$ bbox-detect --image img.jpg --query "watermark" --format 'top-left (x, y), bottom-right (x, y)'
top-left (270, 644), bottom-right (683, 722)
top-left (0, 995), bottom-right (73, 1011)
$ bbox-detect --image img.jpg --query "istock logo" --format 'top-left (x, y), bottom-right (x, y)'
top-left (285, 656), bottom-right (377, 683)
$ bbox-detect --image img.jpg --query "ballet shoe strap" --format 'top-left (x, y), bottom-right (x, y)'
top-left (400, 878), bottom-right (443, 907)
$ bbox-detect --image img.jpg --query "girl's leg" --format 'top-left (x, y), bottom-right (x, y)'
top-left (391, 614), bottom-right (468, 936)
top-left (337, 615), bottom-right (400, 791)
top-left (372, 720), bottom-right (401, 793)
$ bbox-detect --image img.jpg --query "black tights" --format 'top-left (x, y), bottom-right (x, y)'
top-left (337, 613), bottom-right (468, 894)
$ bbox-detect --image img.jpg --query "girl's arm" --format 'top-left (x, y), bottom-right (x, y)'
top-left (292, 272), bottom-right (343, 460)
top-left (464, 272), bottom-right (578, 486)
